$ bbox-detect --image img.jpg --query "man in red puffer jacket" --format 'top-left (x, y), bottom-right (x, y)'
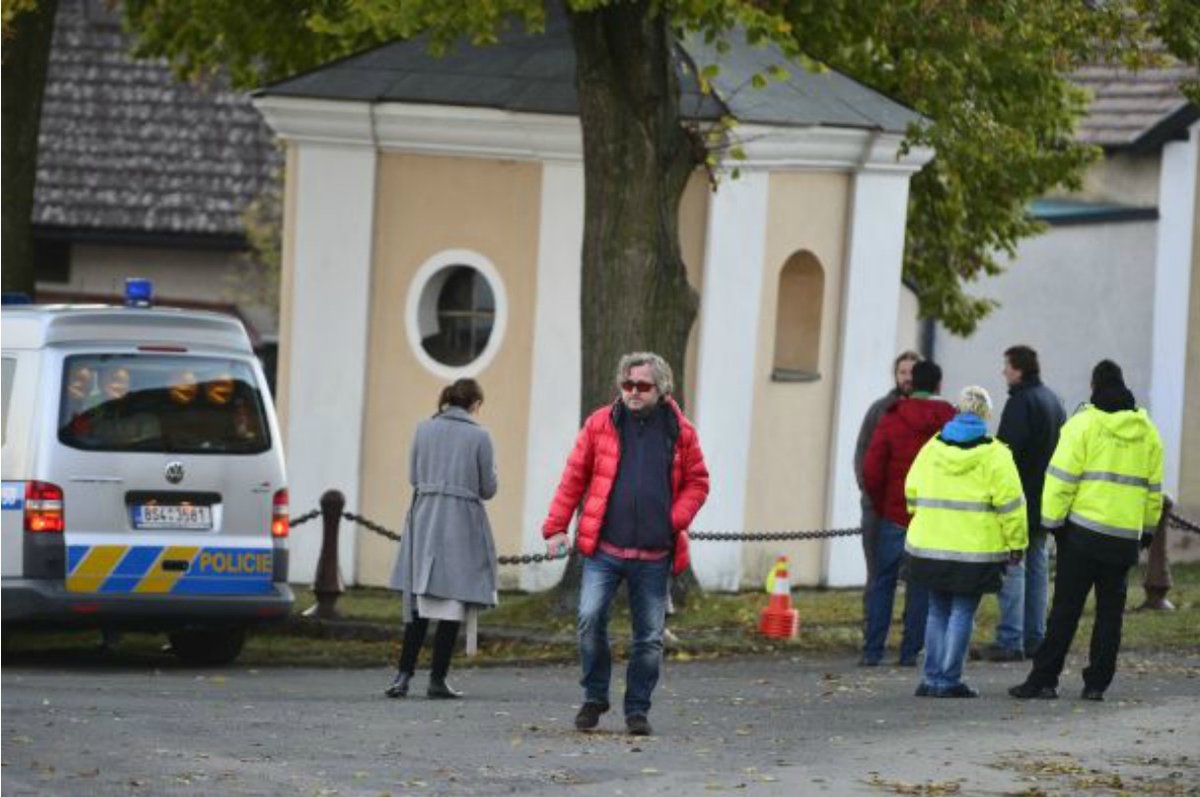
top-left (861, 360), bottom-right (955, 667)
top-left (543, 352), bottom-right (709, 737)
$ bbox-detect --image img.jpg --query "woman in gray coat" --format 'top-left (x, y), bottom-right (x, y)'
top-left (385, 378), bottom-right (498, 700)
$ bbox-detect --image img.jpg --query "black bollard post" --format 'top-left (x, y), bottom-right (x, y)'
top-left (309, 489), bottom-right (345, 619)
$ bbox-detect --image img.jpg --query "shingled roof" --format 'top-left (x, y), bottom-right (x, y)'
top-left (258, 11), bottom-right (921, 135)
top-left (33, 0), bottom-right (280, 243)
top-left (1073, 58), bottom-right (1198, 150)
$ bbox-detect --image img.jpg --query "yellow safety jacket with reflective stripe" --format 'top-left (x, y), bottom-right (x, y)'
top-left (904, 437), bottom-right (1029, 563)
top-left (1041, 405), bottom-right (1164, 541)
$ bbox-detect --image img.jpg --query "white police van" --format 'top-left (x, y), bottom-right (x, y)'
top-left (1, 282), bottom-right (293, 664)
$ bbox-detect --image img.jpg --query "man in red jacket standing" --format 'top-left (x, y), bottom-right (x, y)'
top-left (543, 352), bottom-right (710, 737)
top-left (861, 361), bottom-right (956, 667)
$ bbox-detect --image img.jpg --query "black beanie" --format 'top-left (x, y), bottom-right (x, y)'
top-left (1091, 359), bottom-right (1134, 412)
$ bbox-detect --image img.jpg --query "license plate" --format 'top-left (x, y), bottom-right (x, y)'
top-left (133, 504), bottom-right (212, 530)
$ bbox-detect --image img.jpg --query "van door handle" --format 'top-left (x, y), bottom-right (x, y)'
top-left (161, 560), bottom-right (189, 572)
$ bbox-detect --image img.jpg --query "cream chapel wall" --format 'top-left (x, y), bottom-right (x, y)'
top-left (742, 171), bottom-right (850, 588)
top-left (356, 153), bottom-right (542, 587)
top-left (679, 172), bottom-right (710, 411)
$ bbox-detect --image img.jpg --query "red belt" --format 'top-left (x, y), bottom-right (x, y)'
top-left (597, 540), bottom-right (671, 561)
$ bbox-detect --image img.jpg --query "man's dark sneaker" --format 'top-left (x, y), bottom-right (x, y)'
top-left (1081, 688), bottom-right (1105, 702)
top-left (938, 683), bottom-right (979, 698)
top-left (979, 643), bottom-right (1024, 662)
top-left (914, 683), bottom-right (936, 697)
top-left (1008, 682), bottom-right (1058, 700)
top-left (625, 714), bottom-right (652, 736)
top-left (574, 701), bottom-right (609, 731)
top-left (897, 656), bottom-right (918, 667)
top-left (858, 656), bottom-right (880, 667)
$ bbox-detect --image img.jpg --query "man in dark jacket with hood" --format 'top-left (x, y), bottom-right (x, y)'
top-left (976, 345), bottom-right (1066, 661)
top-left (861, 361), bottom-right (956, 666)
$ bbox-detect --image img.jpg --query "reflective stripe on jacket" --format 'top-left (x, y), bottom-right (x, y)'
top-left (904, 437), bottom-right (1029, 563)
top-left (1041, 405), bottom-right (1164, 542)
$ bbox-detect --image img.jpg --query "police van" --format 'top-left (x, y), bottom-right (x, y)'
top-left (1, 284), bottom-right (293, 664)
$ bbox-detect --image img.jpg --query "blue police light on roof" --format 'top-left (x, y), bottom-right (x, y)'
top-left (124, 278), bottom-right (153, 308)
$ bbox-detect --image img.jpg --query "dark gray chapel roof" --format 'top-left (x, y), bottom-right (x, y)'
top-left (34, 0), bottom-right (280, 243)
top-left (257, 11), bottom-right (921, 135)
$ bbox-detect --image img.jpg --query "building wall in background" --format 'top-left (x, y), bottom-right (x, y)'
top-left (934, 220), bottom-right (1157, 421)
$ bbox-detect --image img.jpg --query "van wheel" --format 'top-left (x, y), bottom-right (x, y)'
top-left (168, 627), bottom-right (246, 666)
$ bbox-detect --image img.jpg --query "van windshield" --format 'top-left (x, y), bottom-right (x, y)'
top-left (58, 354), bottom-right (271, 454)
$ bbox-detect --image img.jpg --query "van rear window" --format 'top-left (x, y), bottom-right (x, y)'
top-left (58, 355), bottom-right (270, 454)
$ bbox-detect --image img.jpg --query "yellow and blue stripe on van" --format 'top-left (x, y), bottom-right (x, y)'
top-left (66, 545), bottom-right (274, 594)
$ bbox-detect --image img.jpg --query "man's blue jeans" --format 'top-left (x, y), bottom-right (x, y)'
top-left (862, 520), bottom-right (928, 664)
top-left (578, 551), bottom-right (670, 717)
top-left (922, 589), bottom-right (982, 690)
top-left (994, 530), bottom-right (1049, 654)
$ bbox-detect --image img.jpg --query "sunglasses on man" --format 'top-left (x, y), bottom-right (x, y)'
top-left (620, 380), bottom-right (656, 394)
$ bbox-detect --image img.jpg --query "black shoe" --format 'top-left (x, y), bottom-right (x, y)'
top-left (938, 683), bottom-right (979, 698)
top-left (1081, 688), bottom-right (1105, 702)
top-left (979, 644), bottom-right (1024, 662)
top-left (625, 714), bottom-right (652, 736)
top-left (897, 656), bottom-right (918, 667)
top-left (427, 677), bottom-right (463, 699)
top-left (914, 683), bottom-right (935, 697)
top-left (574, 701), bottom-right (608, 731)
top-left (858, 656), bottom-right (880, 667)
top-left (1008, 682), bottom-right (1058, 700)
top-left (384, 671), bottom-right (412, 698)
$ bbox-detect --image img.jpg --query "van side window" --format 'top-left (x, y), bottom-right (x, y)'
top-left (1, 357), bottom-right (15, 446)
top-left (58, 354), bottom-right (270, 454)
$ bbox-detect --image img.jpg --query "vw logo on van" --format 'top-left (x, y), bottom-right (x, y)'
top-left (164, 461), bottom-right (185, 484)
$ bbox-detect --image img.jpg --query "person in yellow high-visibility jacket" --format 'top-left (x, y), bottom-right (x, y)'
top-left (905, 386), bottom-right (1028, 698)
top-left (1010, 360), bottom-right (1164, 702)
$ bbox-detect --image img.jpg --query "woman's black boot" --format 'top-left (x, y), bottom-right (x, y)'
top-left (427, 676), bottom-right (463, 699)
top-left (385, 671), bottom-right (413, 698)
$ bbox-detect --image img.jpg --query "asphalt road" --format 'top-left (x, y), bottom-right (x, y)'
top-left (3, 649), bottom-right (1198, 796)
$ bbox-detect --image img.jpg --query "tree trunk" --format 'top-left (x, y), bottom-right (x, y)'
top-left (548, 1), bottom-right (703, 614)
top-left (2, 0), bottom-right (58, 295)
top-left (568, 1), bottom-right (700, 412)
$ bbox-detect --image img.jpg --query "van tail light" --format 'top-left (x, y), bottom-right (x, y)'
top-left (25, 481), bottom-right (65, 533)
top-left (271, 488), bottom-right (289, 538)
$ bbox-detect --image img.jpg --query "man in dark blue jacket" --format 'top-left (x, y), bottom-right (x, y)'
top-left (976, 345), bottom-right (1066, 661)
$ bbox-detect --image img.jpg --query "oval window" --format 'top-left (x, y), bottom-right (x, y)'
top-left (406, 250), bottom-right (507, 378)
top-left (420, 266), bottom-right (495, 366)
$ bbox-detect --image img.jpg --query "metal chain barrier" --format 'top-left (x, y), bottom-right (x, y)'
top-left (691, 528), bottom-right (862, 542)
top-left (288, 509), bottom-right (321, 528)
top-left (289, 504), bottom-right (865, 563)
top-left (342, 511), bottom-right (403, 543)
top-left (1167, 510), bottom-right (1200, 535)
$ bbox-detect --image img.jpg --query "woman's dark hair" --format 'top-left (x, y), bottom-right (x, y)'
top-left (1004, 345), bottom-right (1040, 380)
top-left (438, 378), bottom-right (484, 413)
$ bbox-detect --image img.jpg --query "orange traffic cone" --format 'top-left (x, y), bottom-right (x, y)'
top-left (758, 556), bottom-right (799, 639)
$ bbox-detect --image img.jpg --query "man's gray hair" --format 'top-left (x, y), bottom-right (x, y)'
top-left (615, 351), bottom-right (674, 396)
